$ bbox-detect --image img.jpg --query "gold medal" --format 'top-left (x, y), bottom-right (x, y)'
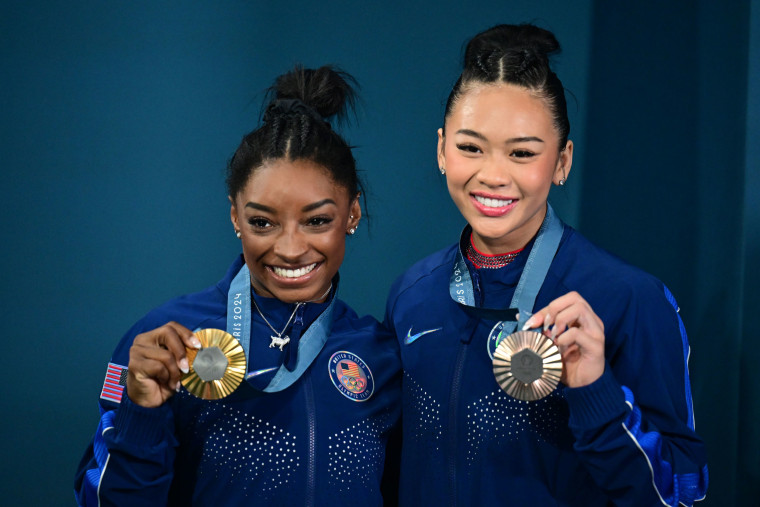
top-left (492, 330), bottom-right (562, 401)
top-left (181, 329), bottom-right (246, 400)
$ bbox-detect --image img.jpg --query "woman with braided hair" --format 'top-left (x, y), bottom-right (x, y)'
top-left (385, 24), bottom-right (708, 506)
top-left (75, 66), bottom-right (401, 506)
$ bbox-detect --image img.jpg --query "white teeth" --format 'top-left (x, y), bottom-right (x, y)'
top-left (475, 195), bottom-right (513, 208)
top-left (272, 263), bottom-right (317, 278)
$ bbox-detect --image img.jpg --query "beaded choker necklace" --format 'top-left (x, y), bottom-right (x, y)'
top-left (466, 233), bottom-right (524, 269)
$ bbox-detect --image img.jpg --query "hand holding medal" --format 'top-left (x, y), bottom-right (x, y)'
top-left (520, 291), bottom-right (606, 389)
top-left (127, 323), bottom-right (248, 407)
top-left (127, 322), bottom-right (203, 408)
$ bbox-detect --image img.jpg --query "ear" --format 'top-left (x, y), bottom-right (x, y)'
top-left (437, 128), bottom-right (446, 173)
top-left (229, 195), bottom-right (240, 231)
top-left (348, 194), bottom-right (362, 230)
top-left (554, 140), bottom-right (574, 185)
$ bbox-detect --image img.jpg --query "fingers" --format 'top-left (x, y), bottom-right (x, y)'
top-left (157, 322), bottom-right (201, 373)
top-left (523, 292), bottom-right (604, 339)
top-left (524, 292), bottom-right (606, 388)
top-left (128, 322), bottom-right (202, 407)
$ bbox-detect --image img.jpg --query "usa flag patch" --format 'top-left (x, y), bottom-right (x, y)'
top-left (100, 363), bottom-right (128, 403)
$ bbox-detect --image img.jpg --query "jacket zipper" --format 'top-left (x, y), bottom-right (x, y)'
top-left (304, 375), bottom-right (317, 507)
top-left (447, 341), bottom-right (469, 507)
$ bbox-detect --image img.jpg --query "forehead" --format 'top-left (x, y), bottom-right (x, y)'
top-left (239, 158), bottom-right (347, 203)
top-left (449, 83), bottom-right (556, 138)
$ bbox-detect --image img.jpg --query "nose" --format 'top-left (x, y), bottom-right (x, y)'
top-left (477, 154), bottom-right (512, 188)
top-left (273, 227), bottom-right (308, 262)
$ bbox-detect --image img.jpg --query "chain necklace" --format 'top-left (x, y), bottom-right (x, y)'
top-left (466, 234), bottom-right (524, 269)
top-left (253, 283), bottom-right (333, 351)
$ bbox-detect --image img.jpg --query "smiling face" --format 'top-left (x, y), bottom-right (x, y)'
top-left (439, 83), bottom-right (573, 254)
top-left (230, 158), bottom-right (360, 303)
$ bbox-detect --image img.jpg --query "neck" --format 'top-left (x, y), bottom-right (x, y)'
top-left (470, 204), bottom-right (547, 254)
top-left (250, 282), bottom-right (333, 305)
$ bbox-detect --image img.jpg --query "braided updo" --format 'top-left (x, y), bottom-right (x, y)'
top-left (444, 24), bottom-right (570, 150)
top-left (226, 65), bottom-right (361, 201)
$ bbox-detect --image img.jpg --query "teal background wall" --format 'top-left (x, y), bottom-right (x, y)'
top-left (0, 1), bottom-right (755, 505)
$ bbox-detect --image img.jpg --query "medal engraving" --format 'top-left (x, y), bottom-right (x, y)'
top-left (510, 349), bottom-right (543, 384)
top-left (193, 346), bottom-right (229, 382)
top-left (493, 330), bottom-right (562, 401)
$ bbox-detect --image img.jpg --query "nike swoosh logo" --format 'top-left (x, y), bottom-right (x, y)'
top-left (246, 366), bottom-right (278, 379)
top-left (405, 327), bottom-right (442, 345)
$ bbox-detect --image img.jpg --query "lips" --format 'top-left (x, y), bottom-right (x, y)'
top-left (270, 262), bottom-right (318, 279)
top-left (470, 193), bottom-right (518, 217)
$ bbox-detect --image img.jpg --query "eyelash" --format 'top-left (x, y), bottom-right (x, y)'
top-left (511, 150), bottom-right (535, 158)
top-left (456, 144), bottom-right (536, 159)
top-left (248, 217), bottom-right (272, 229)
top-left (307, 216), bottom-right (333, 227)
top-left (247, 216), bottom-right (334, 230)
top-left (456, 143), bottom-right (481, 154)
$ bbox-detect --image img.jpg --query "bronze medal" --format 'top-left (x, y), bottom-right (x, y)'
top-left (181, 328), bottom-right (246, 400)
top-left (492, 330), bottom-right (562, 401)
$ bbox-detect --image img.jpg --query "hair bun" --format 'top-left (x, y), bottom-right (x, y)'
top-left (265, 65), bottom-right (357, 124)
top-left (464, 24), bottom-right (560, 80)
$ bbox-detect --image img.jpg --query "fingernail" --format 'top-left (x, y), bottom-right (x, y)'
top-left (179, 358), bottom-right (189, 374)
top-left (190, 335), bottom-right (202, 349)
top-left (543, 314), bottom-right (554, 332)
top-left (550, 325), bottom-right (558, 342)
top-left (175, 381), bottom-right (182, 392)
top-left (522, 317), bottom-right (535, 331)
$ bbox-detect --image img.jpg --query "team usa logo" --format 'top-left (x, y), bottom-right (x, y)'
top-left (487, 321), bottom-right (509, 360)
top-left (328, 351), bottom-right (374, 402)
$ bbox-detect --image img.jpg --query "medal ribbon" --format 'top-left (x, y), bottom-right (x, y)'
top-left (227, 264), bottom-right (335, 392)
top-left (449, 204), bottom-right (564, 335)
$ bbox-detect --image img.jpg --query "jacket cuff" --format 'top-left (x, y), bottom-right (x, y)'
top-left (113, 393), bottom-right (174, 446)
top-left (565, 365), bottom-right (627, 430)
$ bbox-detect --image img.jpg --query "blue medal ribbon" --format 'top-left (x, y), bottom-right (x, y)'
top-left (226, 263), bottom-right (335, 393)
top-left (449, 204), bottom-right (564, 336)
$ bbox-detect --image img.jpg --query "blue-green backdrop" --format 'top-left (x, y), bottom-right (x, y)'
top-left (1, 1), bottom-right (756, 505)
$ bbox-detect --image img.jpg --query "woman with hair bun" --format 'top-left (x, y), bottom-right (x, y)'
top-left (385, 24), bottom-right (708, 505)
top-left (75, 65), bottom-right (400, 506)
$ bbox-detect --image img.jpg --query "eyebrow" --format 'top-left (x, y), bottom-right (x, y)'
top-left (245, 202), bottom-right (275, 213)
top-left (243, 199), bottom-right (337, 213)
top-left (456, 129), bottom-right (544, 144)
top-left (302, 199), bottom-right (337, 212)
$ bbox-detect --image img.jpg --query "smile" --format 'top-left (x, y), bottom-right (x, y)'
top-left (270, 263), bottom-right (318, 279)
top-left (474, 195), bottom-right (514, 208)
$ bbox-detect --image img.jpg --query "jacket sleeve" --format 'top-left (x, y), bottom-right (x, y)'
top-left (74, 394), bottom-right (178, 506)
top-left (564, 284), bottom-right (708, 507)
top-left (74, 312), bottom-right (181, 506)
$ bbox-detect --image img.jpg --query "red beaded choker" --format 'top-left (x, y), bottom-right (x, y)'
top-left (466, 233), bottom-right (524, 269)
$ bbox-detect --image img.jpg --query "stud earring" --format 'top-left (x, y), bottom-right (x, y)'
top-left (440, 167), bottom-right (446, 175)
top-left (235, 230), bottom-right (242, 238)
top-left (558, 178), bottom-right (566, 186)
top-left (348, 228), bottom-right (356, 235)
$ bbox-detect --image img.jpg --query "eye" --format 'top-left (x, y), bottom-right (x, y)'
top-left (510, 149), bottom-right (535, 158)
top-left (456, 143), bottom-right (482, 154)
top-left (247, 217), bottom-right (273, 230)
top-left (307, 215), bottom-right (334, 227)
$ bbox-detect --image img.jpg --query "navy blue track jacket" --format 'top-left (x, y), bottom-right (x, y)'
top-left (385, 225), bottom-right (708, 506)
top-left (75, 256), bottom-right (401, 506)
